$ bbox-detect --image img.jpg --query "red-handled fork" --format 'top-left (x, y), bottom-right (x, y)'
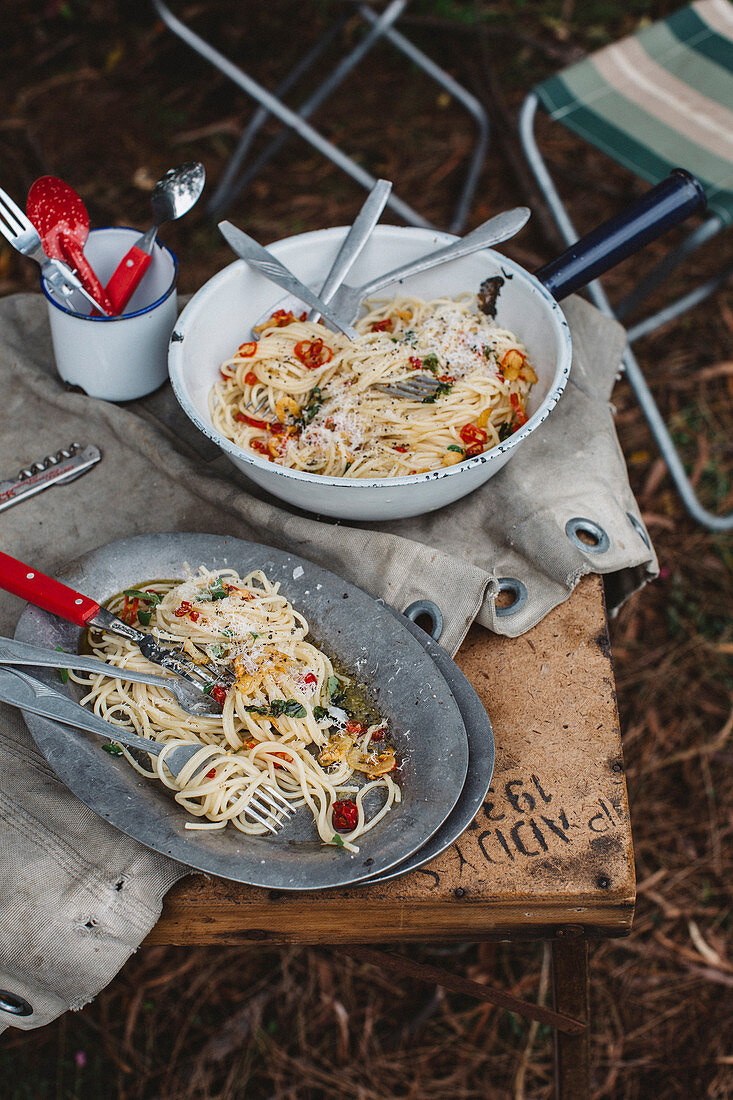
top-left (0, 551), bottom-right (236, 702)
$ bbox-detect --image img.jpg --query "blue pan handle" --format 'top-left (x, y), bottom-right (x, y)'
top-left (534, 169), bottom-right (706, 300)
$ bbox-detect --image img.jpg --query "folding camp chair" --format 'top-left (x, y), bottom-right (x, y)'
top-left (519, 0), bottom-right (733, 531)
top-left (151, 0), bottom-right (489, 233)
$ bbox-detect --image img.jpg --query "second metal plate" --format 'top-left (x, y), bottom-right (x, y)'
top-left (16, 532), bottom-right (469, 890)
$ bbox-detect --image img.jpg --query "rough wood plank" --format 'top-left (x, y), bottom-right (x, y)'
top-left (147, 575), bottom-right (635, 945)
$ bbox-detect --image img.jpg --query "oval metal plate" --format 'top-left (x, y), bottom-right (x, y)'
top-left (363, 610), bottom-right (494, 884)
top-left (14, 533), bottom-right (469, 890)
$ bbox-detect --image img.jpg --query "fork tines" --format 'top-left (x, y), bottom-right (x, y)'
top-left (0, 187), bottom-right (38, 254)
top-left (153, 645), bottom-right (237, 695)
top-left (246, 784), bottom-right (296, 833)
top-left (0, 186), bottom-right (31, 236)
top-left (373, 374), bottom-right (441, 400)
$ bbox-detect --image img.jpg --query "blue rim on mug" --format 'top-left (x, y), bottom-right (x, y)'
top-left (40, 226), bottom-right (179, 322)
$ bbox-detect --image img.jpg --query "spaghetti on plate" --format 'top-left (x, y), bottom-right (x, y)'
top-left (73, 568), bottom-right (399, 851)
top-left (210, 295), bottom-right (538, 478)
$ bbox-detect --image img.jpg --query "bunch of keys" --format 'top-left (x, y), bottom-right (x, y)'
top-left (0, 443), bottom-right (101, 512)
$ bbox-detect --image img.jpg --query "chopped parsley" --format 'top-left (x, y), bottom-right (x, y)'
top-left (196, 579), bottom-right (228, 602)
top-left (422, 381), bottom-right (453, 404)
top-left (102, 742), bottom-right (123, 756)
top-left (331, 833), bottom-right (345, 848)
top-left (245, 699), bottom-right (307, 719)
top-left (122, 589), bottom-right (161, 605)
top-left (270, 699), bottom-right (307, 718)
top-left (447, 444), bottom-right (464, 454)
top-left (55, 646), bottom-right (70, 683)
top-left (122, 589), bottom-right (160, 626)
top-left (422, 353), bottom-right (440, 373)
top-left (327, 674), bottom-right (347, 707)
top-left (299, 386), bottom-right (324, 427)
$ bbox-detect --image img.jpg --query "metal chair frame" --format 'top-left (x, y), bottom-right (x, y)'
top-left (520, 91), bottom-right (733, 532)
top-left (152, 0), bottom-right (489, 233)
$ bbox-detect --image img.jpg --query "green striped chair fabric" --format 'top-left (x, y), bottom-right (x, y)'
top-left (534, 0), bottom-right (733, 225)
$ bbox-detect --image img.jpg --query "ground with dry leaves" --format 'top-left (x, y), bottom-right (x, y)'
top-left (0, 2), bottom-right (731, 1098)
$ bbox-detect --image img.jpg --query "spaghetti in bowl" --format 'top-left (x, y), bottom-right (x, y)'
top-left (211, 295), bottom-right (538, 479)
top-left (169, 225), bottom-right (572, 520)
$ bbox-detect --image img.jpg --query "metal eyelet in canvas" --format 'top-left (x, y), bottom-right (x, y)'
top-left (495, 578), bottom-right (528, 617)
top-left (626, 511), bottom-right (651, 549)
top-left (403, 599), bottom-right (444, 641)
top-left (565, 517), bottom-right (610, 554)
top-left (0, 990), bottom-right (33, 1016)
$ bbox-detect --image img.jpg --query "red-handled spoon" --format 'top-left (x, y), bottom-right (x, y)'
top-left (105, 162), bottom-right (205, 314)
top-left (27, 177), bottom-right (114, 315)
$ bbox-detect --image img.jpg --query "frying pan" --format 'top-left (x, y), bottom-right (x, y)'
top-left (168, 170), bottom-right (705, 521)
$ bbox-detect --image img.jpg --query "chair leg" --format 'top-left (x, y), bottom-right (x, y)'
top-left (338, 944), bottom-right (586, 1035)
top-left (152, 0), bottom-right (432, 228)
top-left (614, 216), bottom-right (724, 321)
top-left (253, 1), bottom-right (490, 234)
top-left (625, 259), bottom-right (733, 342)
top-left (358, 5), bottom-right (490, 233)
top-left (518, 92), bottom-right (733, 532)
top-left (552, 939), bottom-right (590, 1100)
top-left (205, 15), bottom-right (350, 218)
top-left (211, 1), bottom-right (436, 229)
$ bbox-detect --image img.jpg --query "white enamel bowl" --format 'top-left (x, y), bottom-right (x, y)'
top-left (168, 226), bottom-right (572, 521)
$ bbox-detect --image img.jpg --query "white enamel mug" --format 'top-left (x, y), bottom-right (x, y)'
top-left (43, 227), bottom-right (178, 402)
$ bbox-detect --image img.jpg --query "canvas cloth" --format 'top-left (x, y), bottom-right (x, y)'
top-left (0, 291), bottom-right (656, 1032)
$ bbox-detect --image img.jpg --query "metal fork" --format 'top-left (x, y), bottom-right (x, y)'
top-left (237, 370), bottom-right (440, 414)
top-left (373, 374), bottom-right (445, 401)
top-left (86, 606), bottom-right (239, 697)
top-left (0, 665), bottom-right (295, 833)
top-left (307, 178), bottom-right (391, 322)
top-left (0, 185), bottom-right (105, 313)
top-left (0, 550), bottom-right (239, 702)
top-left (0, 635), bottom-right (222, 717)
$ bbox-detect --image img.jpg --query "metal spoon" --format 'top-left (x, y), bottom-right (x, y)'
top-left (252, 206), bottom-right (531, 333)
top-left (105, 161), bottom-right (206, 314)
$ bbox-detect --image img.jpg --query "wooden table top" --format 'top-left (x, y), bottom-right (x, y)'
top-left (147, 574), bottom-right (635, 946)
